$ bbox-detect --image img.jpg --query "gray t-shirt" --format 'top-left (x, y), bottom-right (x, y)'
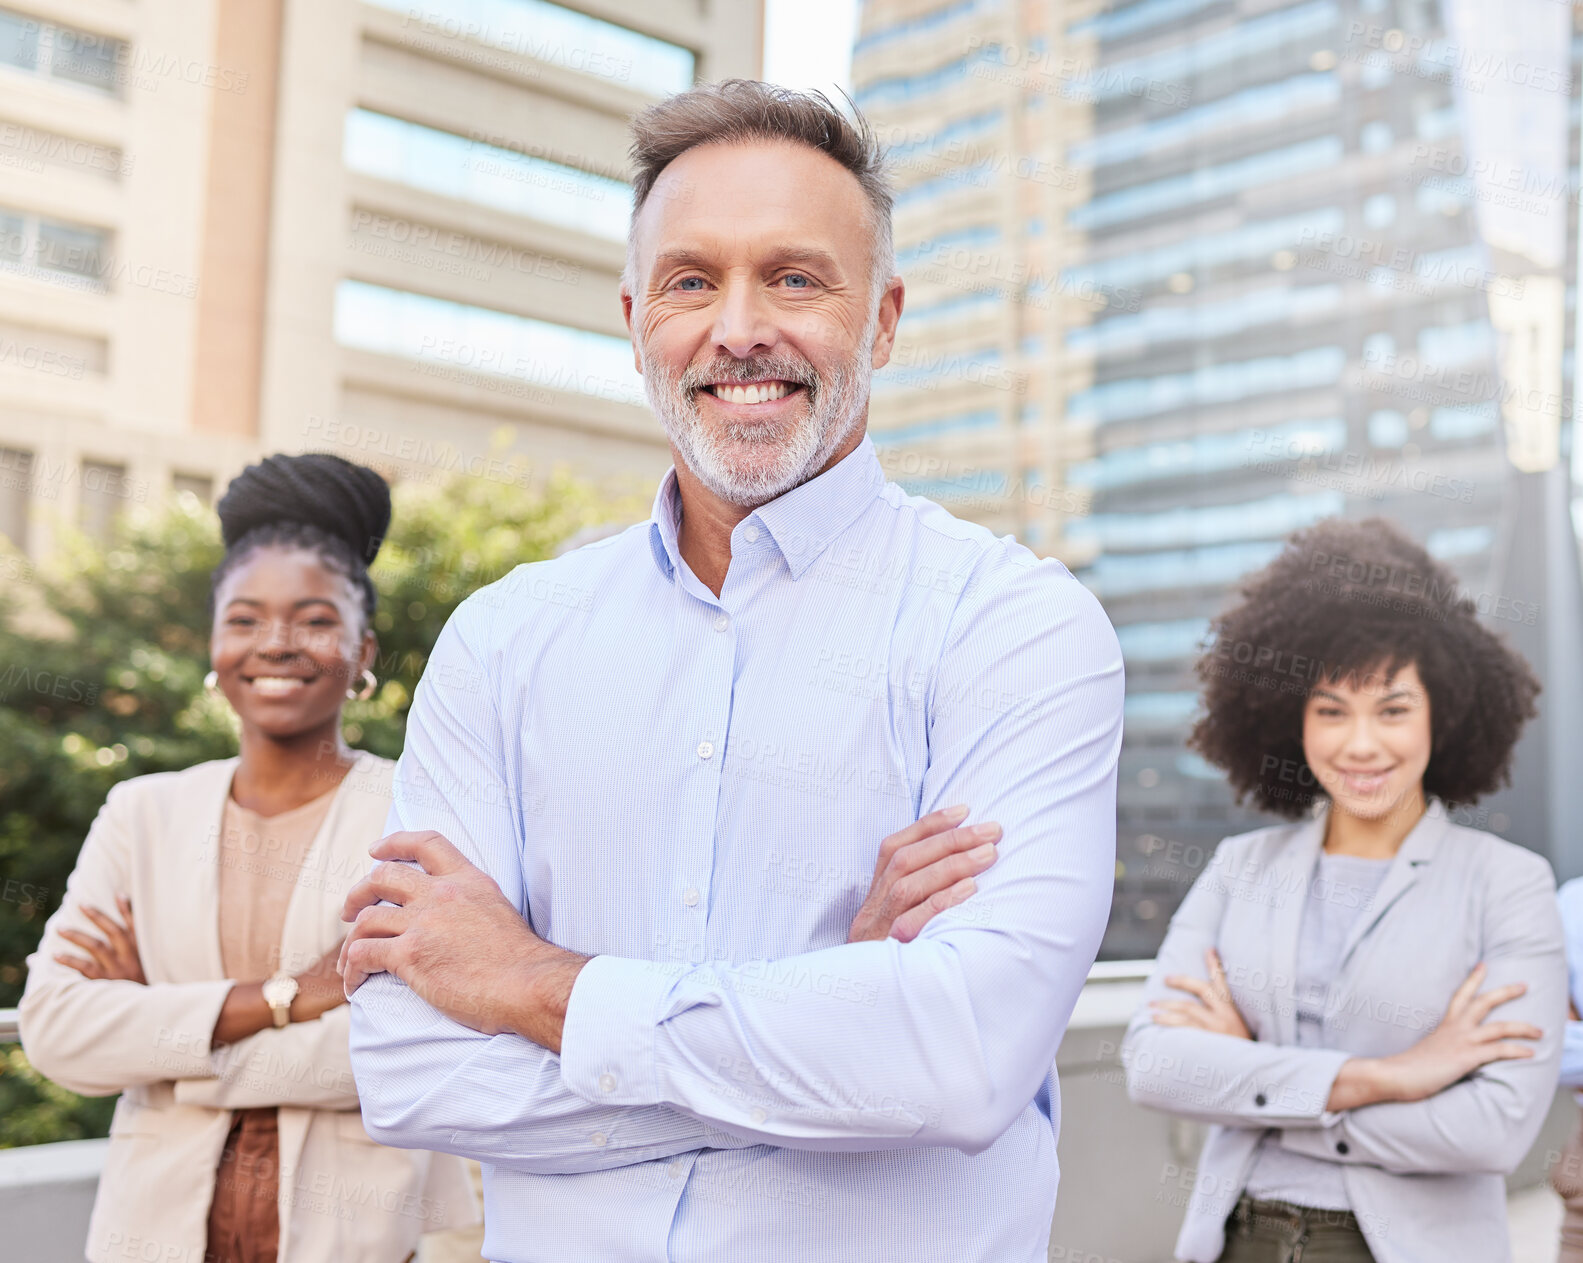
top-left (1243, 851), bottom-right (1393, 1209)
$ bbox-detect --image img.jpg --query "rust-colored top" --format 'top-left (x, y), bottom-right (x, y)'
top-left (215, 788), bottom-right (336, 981)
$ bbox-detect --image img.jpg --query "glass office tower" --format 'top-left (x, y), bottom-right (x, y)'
top-left (855, 0), bottom-right (1582, 958)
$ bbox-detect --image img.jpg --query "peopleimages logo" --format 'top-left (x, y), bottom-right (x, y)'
top-left (1344, 21), bottom-right (1570, 95)
top-left (0, 122), bottom-right (127, 175)
top-left (1302, 550), bottom-right (1539, 627)
top-left (1242, 431), bottom-right (1477, 505)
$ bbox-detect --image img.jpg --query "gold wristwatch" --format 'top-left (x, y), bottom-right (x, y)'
top-left (262, 970), bottom-right (299, 1028)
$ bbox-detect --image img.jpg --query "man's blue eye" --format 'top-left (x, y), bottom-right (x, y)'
top-left (677, 277), bottom-right (706, 291)
top-left (783, 274), bottom-right (810, 288)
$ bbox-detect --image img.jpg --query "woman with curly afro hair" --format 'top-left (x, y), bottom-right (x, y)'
top-left (1123, 517), bottom-right (1563, 1263)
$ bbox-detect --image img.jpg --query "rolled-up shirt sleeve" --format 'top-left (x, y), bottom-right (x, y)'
top-left (558, 561), bottom-right (1124, 1154)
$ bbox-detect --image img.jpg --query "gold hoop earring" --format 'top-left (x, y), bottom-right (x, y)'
top-left (347, 669), bottom-right (377, 701)
top-left (203, 670), bottom-right (219, 692)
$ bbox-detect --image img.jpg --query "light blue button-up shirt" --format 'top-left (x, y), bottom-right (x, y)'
top-left (348, 437), bottom-right (1124, 1263)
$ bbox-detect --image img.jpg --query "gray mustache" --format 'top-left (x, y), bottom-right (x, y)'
top-left (681, 359), bottom-right (818, 390)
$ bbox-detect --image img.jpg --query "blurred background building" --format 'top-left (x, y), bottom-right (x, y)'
top-left (3, 0), bottom-right (1581, 961)
top-left (0, 0), bottom-right (761, 556)
top-left (854, 0), bottom-right (1583, 957)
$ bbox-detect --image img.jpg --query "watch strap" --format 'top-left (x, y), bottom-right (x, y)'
top-left (264, 970), bottom-right (297, 1028)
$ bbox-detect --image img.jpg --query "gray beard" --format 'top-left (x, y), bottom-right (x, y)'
top-left (641, 312), bottom-right (877, 509)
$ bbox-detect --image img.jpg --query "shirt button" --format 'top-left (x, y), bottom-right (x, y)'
top-left (598, 1073), bottom-right (617, 1093)
top-left (1335, 1140), bottom-right (1350, 1155)
top-left (682, 887), bottom-right (701, 907)
top-left (751, 1106), bottom-right (767, 1124)
top-left (591, 1131), bottom-right (608, 1147)
top-left (713, 613), bottom-right (729, 632)
top-left (743, 525), bottom-right (761, 543)
top-left (697, 740), bottom-right (715, 760)
top-left (1254, 1093), bottom-right (1267, 1107)
top-left (669, 1160), bottom-right (685, 1178)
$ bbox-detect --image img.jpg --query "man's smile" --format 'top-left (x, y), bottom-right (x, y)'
top-left (700, 379), bottom-right (806, 406)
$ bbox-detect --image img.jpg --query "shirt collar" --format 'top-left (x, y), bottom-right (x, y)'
top-left (646, 437), bottom-right (885, 582)
top-left (647, 468), bottom-right (683, 579)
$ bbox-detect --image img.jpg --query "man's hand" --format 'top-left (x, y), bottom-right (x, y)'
top-left (848, 806), bottom-right (1000, 944)
top-left (340, 831), bottom-right (587, 1051)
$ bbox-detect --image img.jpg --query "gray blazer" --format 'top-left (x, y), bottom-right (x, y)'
top-left (1123, 801), bottom-right (1565, 1263)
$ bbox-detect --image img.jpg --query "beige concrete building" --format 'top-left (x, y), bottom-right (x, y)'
top-left (0, 0), bottom-right (762, 557)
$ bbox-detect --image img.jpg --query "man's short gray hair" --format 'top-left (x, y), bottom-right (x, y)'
top-left (623, 79), bottom-right (895, 302)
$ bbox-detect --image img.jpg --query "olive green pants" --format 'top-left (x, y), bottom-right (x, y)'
top-left (1217, 1196), bottom-right (1377, 1263)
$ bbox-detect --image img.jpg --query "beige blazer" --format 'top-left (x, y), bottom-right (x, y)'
top-left (1124, 800), bottom-right (1565, 1263)
top-left (19, 753), bottom-right (478, 1263)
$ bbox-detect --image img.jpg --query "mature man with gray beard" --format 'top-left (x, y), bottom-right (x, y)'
top-left (341, 80), bottom-right (1124, 1263)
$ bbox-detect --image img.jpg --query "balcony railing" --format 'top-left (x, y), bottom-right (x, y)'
top-left (0, 969), bottom-right (1574, 1262)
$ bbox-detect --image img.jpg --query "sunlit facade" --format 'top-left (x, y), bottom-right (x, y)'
top-left (853, 0), bottom-right (1094, 546)
top-left (0, 0), bottom-right (762, 555)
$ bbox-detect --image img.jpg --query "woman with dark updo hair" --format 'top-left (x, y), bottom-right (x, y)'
top-left (19, 454), bottom-right (476, 1262)
top-left (1123, 517), bottom-right (1564, 1263)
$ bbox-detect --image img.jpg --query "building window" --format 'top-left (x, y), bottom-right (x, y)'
top-left (855, 0), bottom-right (995, 57)
top-left (1066, 73), bottom-right (1339, 170)
top-left (1080, 540), bottom-right (1286, 597)
top-left (1367, 409), bottom-right (1410, 448)
top-left (0, 118), bottom-right (126, 180)
top-left (1077, 1), bottom-right (1341, 104)
top-left (1067, 0), bottom-right (1222, 42)
top-left (1068, 136), bottom-right (1345, 232)
top-left (344, 109), bottom-right (631, 241)
top-left (873, 345), bottom-right (1003, 394)
top-left (887, 109), bottom-right (1004, 168)
top-left (1069, 418), bottom-right (1346, 491)
top-left (363, 0), bottom-right (694, 96)
top-left (0, 204), bottom-right (110, 290)
top-left (1067, 490), bottom-right (1344, 553)
top-left (333, 280), bottom-right (644, 407)
top-left (0, 446), bottom-right (32, 548)
top-left (0, 7), bottom-right (125, 96)
top-left (1066, 345), bottom-right (1346, 427)
top-left (1426, 524), bottom-right (1493, 560)
top-left (1430, 403), bottom-right (1497, 441)
top-left (871, 408), bottom-right (1001, 446)
top-left (1115, 618), bottom-right (1212, 664)
top-left (78, 460), bottom-right (130, 541)
top-left (1059, 207), bottom-right (1345, 293)
top-left (895, 224), bottom-right (1002, 268)
top-left (1123, 691), bottom-right (1202, 729)
top-left (1065, 284), bottom-right (1342, 356)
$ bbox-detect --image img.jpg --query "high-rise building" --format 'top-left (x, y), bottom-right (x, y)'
top-left (854, 0), bottom-right (1582, 958)
top-left (0, 0), bottom-right (762, 556)
top-left (852, 0), bottom-right (1093, 549)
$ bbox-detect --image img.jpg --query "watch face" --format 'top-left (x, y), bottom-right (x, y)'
top-left (262, 975), bottom-right (297, 1007)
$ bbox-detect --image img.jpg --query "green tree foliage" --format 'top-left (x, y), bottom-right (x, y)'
top-left (0, 465), bottom-right (634, 1144)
